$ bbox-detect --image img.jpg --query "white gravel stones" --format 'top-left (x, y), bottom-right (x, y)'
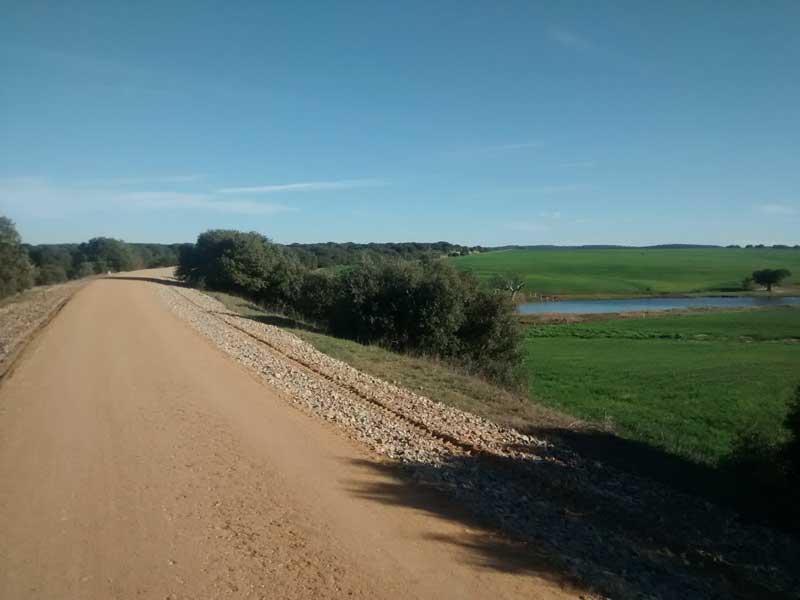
top-left (158, 284), bottom-right (470, 464)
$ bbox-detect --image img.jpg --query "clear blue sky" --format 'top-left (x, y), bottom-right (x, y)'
top-left (1, 1), bottom-right (798, 246)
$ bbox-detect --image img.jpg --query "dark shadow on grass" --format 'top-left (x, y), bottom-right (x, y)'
top-left (344, 445), bottom-right (800, 600)
top-left (708, 286), bottom-right (749, 293)
top-left (521, 426), bottom-right (732, 506)
top-left (234, 312), bottom-right (323, 334)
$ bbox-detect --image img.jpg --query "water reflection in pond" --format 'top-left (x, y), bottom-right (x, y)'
top-left (517, 295), bottom-right (800, 315)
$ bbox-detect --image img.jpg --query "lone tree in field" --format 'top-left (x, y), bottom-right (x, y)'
top-left (489, 272), bottom-right (526, 300)
top-left (751, 268), bottom-right (791, 292)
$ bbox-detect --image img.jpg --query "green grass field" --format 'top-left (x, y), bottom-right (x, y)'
top-left (524, 307), bottom-right (800, 464)
top-left (451, 248), bottom-right (800, 296)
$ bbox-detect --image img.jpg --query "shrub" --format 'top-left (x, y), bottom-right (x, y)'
top-left (77, 237), bottom-right (136, 273)
top-left (35, 264), bottom-right (68, 285)
top-left (0, 216), bottom-right (35, 299)
top-left (295, 270), bottom-right (338, 324)
top-left (783, 385), bottom-right (800, 480)
top-left (327, 259), bottom-right (521, 382)
top-left (459, 287), bottom-right (523, 384)
top-left (177, 230), bottom-right (283, 296)
top-left (257, 252), bottom-right (305, 310)
top-left (74, 261), bottom-right (96, 279)
top-left (723, 384), bottom-right (800, 532)
top-left (178, 230), bottom-right (524, 383)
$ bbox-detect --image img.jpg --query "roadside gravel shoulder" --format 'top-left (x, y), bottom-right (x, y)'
top-left (0, 280), bottom-right (87, 379)
top-left (156, 279), bottom-right (800, 600)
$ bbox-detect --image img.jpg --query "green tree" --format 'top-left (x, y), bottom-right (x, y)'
top-left (177, 229), bottom-right (523, 383)
top-left (295, 270), bottom-right (339, 323)
top-left (0, 216), bottom-right (35, 299)
top-left (751, 268), bottom-right (791, 292)
top-left (489, 272), bottom-right (526, 300)
top-left (74, 261), bottom-right (96, 278)
top-left (35, 264), bottom-right (68, 285)
top-left (177, 230), bottom-right (286, 298)
top-left (78, 237), bottom-right (136, 273)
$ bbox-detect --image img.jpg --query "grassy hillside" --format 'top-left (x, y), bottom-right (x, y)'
top-left (451, 248), bottom-right (800, 296)
top-left (524, 307), bottom-right (800, 464)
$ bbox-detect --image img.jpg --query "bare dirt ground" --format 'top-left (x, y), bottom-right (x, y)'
top-left (0, 279), bottom-right (86, 377)
top-left (0, 272), bottom-right (582, 599)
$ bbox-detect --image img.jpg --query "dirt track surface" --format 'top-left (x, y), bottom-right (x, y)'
top-left (0, 272), bottom-right (579, 599)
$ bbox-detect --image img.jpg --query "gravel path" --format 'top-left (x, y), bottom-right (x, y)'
top-left (157, 279), bottom-right (800, 600)
top-left (4, 273), bottom-right (582, 600)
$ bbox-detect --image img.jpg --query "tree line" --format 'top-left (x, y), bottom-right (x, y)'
top-left (286, 241), bottom-right (485, 269)
top-left (0, 216), bottom-right (184, 299)
top-left (177, 230), bottom-right (521, 383)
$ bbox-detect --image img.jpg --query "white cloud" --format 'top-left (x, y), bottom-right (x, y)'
top-left (84, 175), bottom-right (203, 186)
top-left (758, 203), bottom-right (797, 215)
top-left (548, 27), bottom-right (593, 50)
top-left (0, 178), bottom-right (292, 218)
top-left (539, 210), bottom-right (562, 220)
top-left (559, 160), bottom-right (596, 168)
top-left (509, 183), bottom-right (593, 194)
top-left (118, 192), bottom-right (292, 215)
top-left (507, 222), bottom-right (549, 232)
top-left (443, 142), bottom-right (542, 158)
top-left (217, 179), bottom-right (385, 194)
top-left (483, 142), bottom-right (542, 152)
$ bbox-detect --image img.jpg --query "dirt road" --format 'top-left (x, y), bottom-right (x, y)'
top-left (0, 273), bottom-right (580, 599)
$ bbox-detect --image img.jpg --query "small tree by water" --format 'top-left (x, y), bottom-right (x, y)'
top-left (751, 268), bottom-right (791, 292)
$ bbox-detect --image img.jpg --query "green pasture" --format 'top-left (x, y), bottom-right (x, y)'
top-left (451, 248), bottom-right (800, 296)
top-left (523, 308), bottom-right (800, 464)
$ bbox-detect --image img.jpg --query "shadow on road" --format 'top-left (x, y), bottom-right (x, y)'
top-left (103, 275), bottom-right (186, 287)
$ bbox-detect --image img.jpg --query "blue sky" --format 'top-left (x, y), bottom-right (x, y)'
top-left (1, 1), bottom-right (798, 246)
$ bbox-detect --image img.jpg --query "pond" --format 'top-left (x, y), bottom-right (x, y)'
top-left (517, 295), bottom-right (800, 315)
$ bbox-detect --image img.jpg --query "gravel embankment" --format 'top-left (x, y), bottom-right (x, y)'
top-left (0, 281), bottom-right (86, 375)
top-left (157, 281), bottom-right (800, 600)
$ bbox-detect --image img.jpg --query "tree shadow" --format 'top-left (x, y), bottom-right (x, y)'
top-left (342, 458), bottom-right (588, 593)
top-left (234, 312), bottom-right (322, 334)
top-left (344, 440), bottom-right (800, 599)
top-left (103, 275), bottom-right (186, 287)
top-left (707, 286), bottom-right (748, 293)
top-left (105, 275), bottom-right (326, 334)
top-left (521, 426), bottom-right (733, 506)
